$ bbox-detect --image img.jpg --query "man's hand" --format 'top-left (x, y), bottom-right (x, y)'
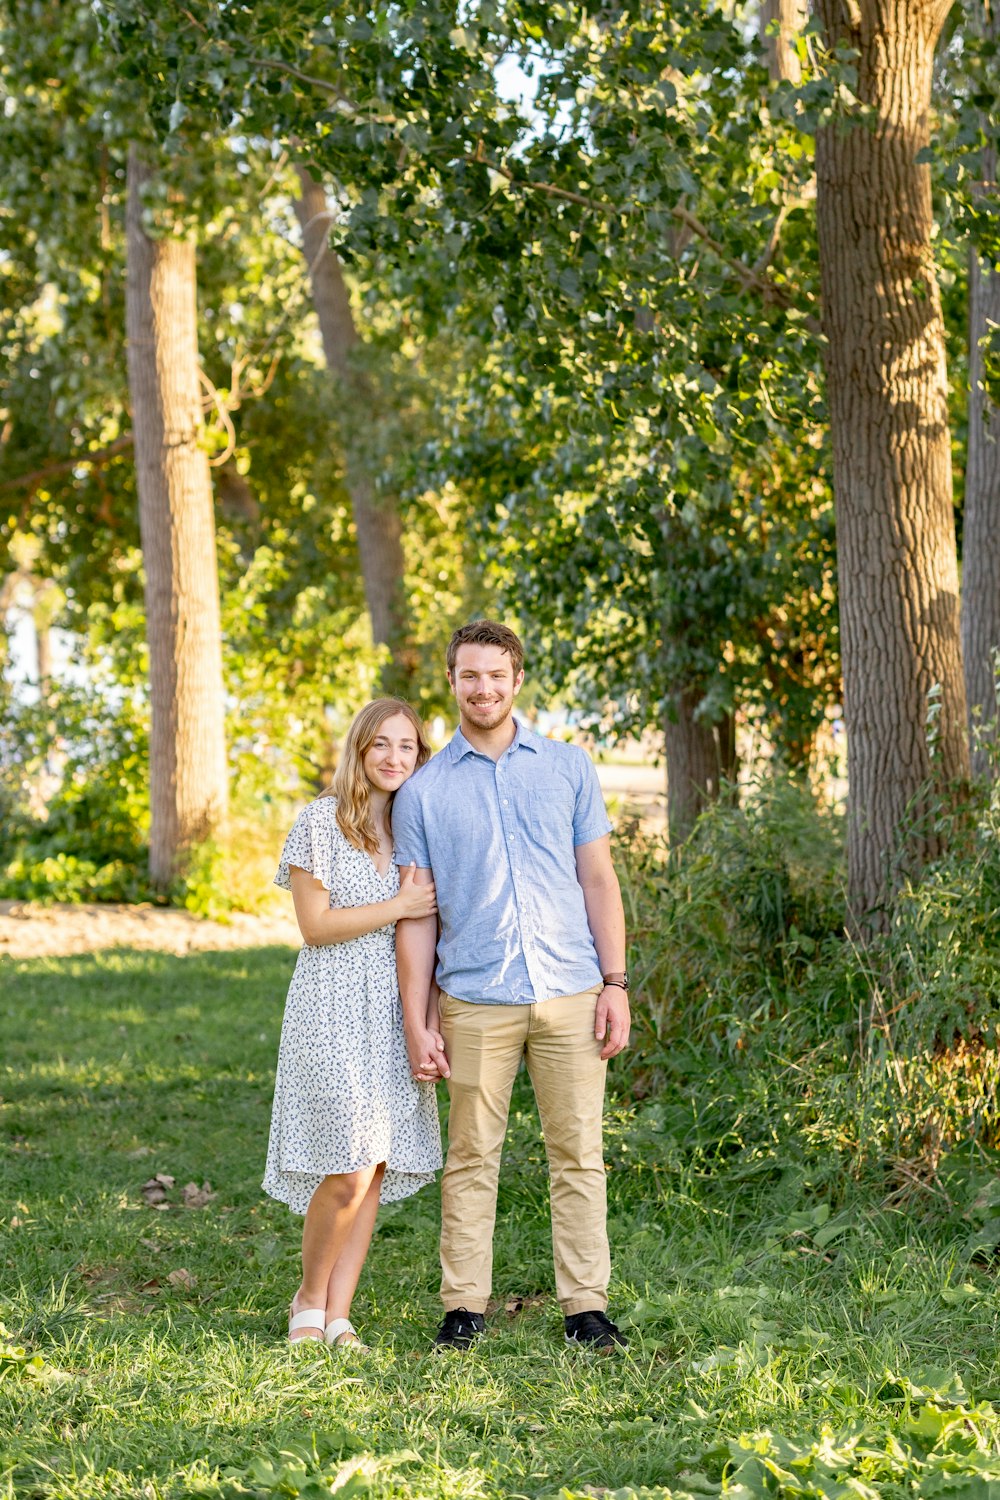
top-left (595, 985), bottom-right (631, 1060)
top-left (406, 1025), bottom-right (451, 1082)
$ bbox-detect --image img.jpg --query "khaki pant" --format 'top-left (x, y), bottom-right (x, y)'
top-left (438, 987), bottom-right (610, 1316)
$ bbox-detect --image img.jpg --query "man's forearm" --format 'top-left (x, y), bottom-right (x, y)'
top-left (396, 913), bottom-right (438, 1032)
top-left (582, 875), bottom-right (627, 976)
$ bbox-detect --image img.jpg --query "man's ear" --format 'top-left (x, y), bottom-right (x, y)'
top-left (514, 670), bottom-right (525, 694)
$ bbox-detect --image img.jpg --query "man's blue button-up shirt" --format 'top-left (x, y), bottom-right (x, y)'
top-left (392, 721), bottom-right (613, 1005)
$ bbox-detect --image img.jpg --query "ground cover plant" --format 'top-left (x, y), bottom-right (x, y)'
top-left (3, 790), bottom-right (1000, 1499)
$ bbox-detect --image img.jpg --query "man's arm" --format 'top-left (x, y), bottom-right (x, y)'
top-left (396, 865), bottom-right (450, 1080)
top-left (575, 834), bottom-right (630, 1060)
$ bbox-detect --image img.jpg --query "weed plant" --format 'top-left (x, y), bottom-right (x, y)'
top-left (4, 853), bottom-right (1000, 1500)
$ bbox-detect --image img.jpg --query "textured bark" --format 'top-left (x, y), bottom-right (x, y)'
top-left (961, 3), bottom-right (1000, 776)
top-left (293, 165), bottom-right (412, 688)
top-left (815, 0), bottom-right (970, 920)
top-left (759, 0), bottom-right (808, 83)
top-left (664, 690), bottom-right (736, 843)
top-left (125, 147), bottom-right (229, 887)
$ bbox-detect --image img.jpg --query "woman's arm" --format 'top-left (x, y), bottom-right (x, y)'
top-left (289, 865), bottom-right (435, 947)
top-left (396, 866), bottom-right (449, 1080)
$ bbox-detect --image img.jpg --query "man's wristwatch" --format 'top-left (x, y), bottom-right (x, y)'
top-left (602, 972), bottom-right (629, 991)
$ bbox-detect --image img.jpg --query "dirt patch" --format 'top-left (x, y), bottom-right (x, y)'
top-left (0, 899), bottom-right (300, 959)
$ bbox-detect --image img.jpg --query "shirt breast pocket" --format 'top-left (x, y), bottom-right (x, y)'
top-left (525, 780), bottom-right (577, 850)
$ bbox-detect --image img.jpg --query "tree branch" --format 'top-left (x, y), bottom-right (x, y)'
top-left (477, 145), bottom-right (610, 212)
top-left (475, 146), bottom-right (821, 333)
top-left (244, 55), bottom-right (344, 97)
top-left (244, 57), bottom-right (399, 124)
top-left (0, 435), bottom-right (134, 494)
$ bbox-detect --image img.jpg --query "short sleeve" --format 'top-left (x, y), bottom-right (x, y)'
top-left (274, 799), bottom-right (339, 892)
top-left (572, 752), bottom-right (613, 846)
top-left (391, 780), bottom-right (431, 870)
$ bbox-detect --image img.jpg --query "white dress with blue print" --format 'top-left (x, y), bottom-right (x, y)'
top-left (262, 796), bottom-right (441, 1214)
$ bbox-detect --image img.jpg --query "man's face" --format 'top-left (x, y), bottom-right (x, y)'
top-left (449, 644), bottom-right (524, 733)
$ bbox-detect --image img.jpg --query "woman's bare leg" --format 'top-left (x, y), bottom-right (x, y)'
top-left (289, 1165), bottom-right (379, 1340)
top-left (325, 1164), bottom-right (386, 1332)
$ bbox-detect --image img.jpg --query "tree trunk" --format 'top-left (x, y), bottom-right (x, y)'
top-left (293, 165), bottom-right (413, 691)
top-left (960, 3), bottom-right (1000, 777)
top-left (759, 0), bottom-right (808, 83)
top-left (814, 0), bottom-right (969, 921)
top-left (125, 146), bottom-right (229, 888)
top-left (664, 689), bottom-right (736, 842)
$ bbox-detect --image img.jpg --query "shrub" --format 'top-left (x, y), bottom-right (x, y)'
top-left (1, 680), bottom-right (299, 914)
top-left (620, 771), bottom-right (1000, 1193)
top-left (0, 683), bottom-right (153, 903)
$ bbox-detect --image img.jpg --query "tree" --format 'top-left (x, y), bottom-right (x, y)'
top-left (759, 0), bottom-right (808, 83)
top-left (0, 4), bottom-right (388, 810)
top-left (292, 165), bottom-right (413, 689)
top-left (125, 147), bottom-right (229, 884)
top-left (960, 1), bottom-right (1000, 776)
top-left (36, 0), bottom-right (985, 902)
top-left (814, 0), bottom-right (970, 917)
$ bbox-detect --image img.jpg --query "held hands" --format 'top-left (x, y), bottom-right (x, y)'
top-left (596, 985), bottom-right (631, 1060)
top-left (395, 862), bottom-right (437, 920)
top-left (407, 1025), bottom-right (450, 1083)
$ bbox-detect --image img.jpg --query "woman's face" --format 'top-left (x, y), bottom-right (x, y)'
top-left (362, 712), bottom-right (421, 794)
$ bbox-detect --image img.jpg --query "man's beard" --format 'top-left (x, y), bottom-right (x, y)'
top-left (464, 698), bottom-right (513, 732)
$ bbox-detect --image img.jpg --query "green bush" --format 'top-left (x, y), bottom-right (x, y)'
top-left (175, 802), bottom-right (297, 921)
top-left (620, 772), bottom-right (1000, 1191)
top-left (0, 682), bottom-right (153, 903)
top-left (1, 681), bottom-right (299, 913)
top-left (618, 774), bottom-right (847, 1053)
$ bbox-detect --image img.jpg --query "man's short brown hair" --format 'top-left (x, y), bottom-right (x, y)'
top-left (446, 620), bottom-right (525, 677)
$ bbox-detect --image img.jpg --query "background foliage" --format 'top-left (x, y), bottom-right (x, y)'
top-left (3, 0), bottom-right (994, 892)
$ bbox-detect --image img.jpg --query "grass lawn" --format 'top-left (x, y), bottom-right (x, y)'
top-left (3, 947), bottom-right (1000, 1499)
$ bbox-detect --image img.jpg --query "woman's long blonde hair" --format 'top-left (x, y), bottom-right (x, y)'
top-left (325, 698), bottom-right (430, 855)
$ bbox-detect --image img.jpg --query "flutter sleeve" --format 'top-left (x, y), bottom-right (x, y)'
top-left (274, 799), bottom-right (339, 893)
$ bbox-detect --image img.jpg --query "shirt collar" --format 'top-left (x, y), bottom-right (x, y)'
top-left (448, 718), bottom-right (540, 761)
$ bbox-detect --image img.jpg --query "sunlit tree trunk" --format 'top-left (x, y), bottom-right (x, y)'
top-left (759, 0), bottom-right (808, 82)
top-left (125, 146), bottom-right (229, 887)
top-left (293, 165), bottom-right (413, 692)
top-left (814, 0), bottom-right (970, 921)
top-left (960, 1), bottom-right (1000, 777)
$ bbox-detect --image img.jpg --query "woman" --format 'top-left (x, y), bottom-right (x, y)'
top-left (263, 698), bottom-right (441, 1346)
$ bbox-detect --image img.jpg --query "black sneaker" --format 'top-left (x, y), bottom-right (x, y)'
top-left (564, 1310), bottom-right (628, 1350)
top-left (434, 1307), bottom-right (485, 1350)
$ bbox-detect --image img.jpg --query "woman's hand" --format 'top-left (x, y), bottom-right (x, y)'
top-left (406, 1024), bottom-right (450, 1081)
top-left (394, 862), bottom-right (437, 920)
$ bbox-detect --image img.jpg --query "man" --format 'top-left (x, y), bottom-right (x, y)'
top-left (393, 619), bottom-right (631, 1351)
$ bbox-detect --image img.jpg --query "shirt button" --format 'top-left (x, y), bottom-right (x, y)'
top-left (503, 799), bottom-right (509, 805)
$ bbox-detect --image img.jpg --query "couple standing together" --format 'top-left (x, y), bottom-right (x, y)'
top-left (263, 620), bottom-right (631, 1351)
